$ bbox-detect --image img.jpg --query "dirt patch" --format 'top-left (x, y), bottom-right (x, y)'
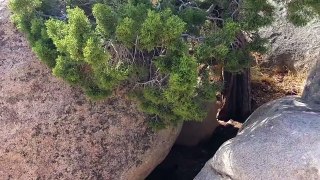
top-left (251, 66), bottom-right (307, 110)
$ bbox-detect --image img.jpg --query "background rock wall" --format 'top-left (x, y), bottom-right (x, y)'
top-left (259, 0), bottom-right (320, 73)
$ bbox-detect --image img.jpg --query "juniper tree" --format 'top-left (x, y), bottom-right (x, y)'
top-left (9, 0), bottom-right (320, 128)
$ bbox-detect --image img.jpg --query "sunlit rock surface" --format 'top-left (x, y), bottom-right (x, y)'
top-left (0, 1), bottom-right (181, 179)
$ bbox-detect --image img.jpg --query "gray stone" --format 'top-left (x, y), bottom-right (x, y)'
top-left (195, 96), bottom-right (320, 180)
top-left (0, 1), bottom-right (181, 179)
top-left (259, 0), bottom-right (320, 73)
top-left (302, 58), bottom-right (320, 105)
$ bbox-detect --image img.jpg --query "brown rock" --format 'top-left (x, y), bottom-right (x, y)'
top-left (176, 102), bottom-right (220, 146)
top-left (0, 1), bottom-right (181, 179)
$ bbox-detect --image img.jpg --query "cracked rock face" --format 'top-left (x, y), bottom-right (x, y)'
top-left (195, 96), bottom-right (320, 180)
top-left (0, 1), bottom-right (181, 179)
top-left (259, 0), bottom-right (320, 73)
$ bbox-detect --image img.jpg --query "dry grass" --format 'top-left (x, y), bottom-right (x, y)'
top-left (251, 66), bottom-right (308, 110)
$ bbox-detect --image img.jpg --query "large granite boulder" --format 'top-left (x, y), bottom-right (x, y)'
top-left (259, 0), bottom-right (320, 73)
top-left (195, 96), bottom-right (320, 180)
top-left (0, 1), bottom-right (181, 179)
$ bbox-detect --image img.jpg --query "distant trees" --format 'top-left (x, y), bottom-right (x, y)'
top-left (10, 0), bottom-right (320, 127)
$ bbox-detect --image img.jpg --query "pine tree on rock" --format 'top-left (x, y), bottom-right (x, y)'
top-left (9, 0), bottom-right (320, 127)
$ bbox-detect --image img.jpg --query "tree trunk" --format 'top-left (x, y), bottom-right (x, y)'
top-left (217, 68), bottom-right (251, 123)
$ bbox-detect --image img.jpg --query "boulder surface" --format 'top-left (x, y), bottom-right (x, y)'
top-left (0, 1), bottom-right (181, 179)
top-left (259, 0), bottom-right (320, 73)
top-left (195, 96), bottom-right (320, 180)
top-left (176, 102), bottom-right (220, 146)
top-left (302, 58), bottom-right (320, 105)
